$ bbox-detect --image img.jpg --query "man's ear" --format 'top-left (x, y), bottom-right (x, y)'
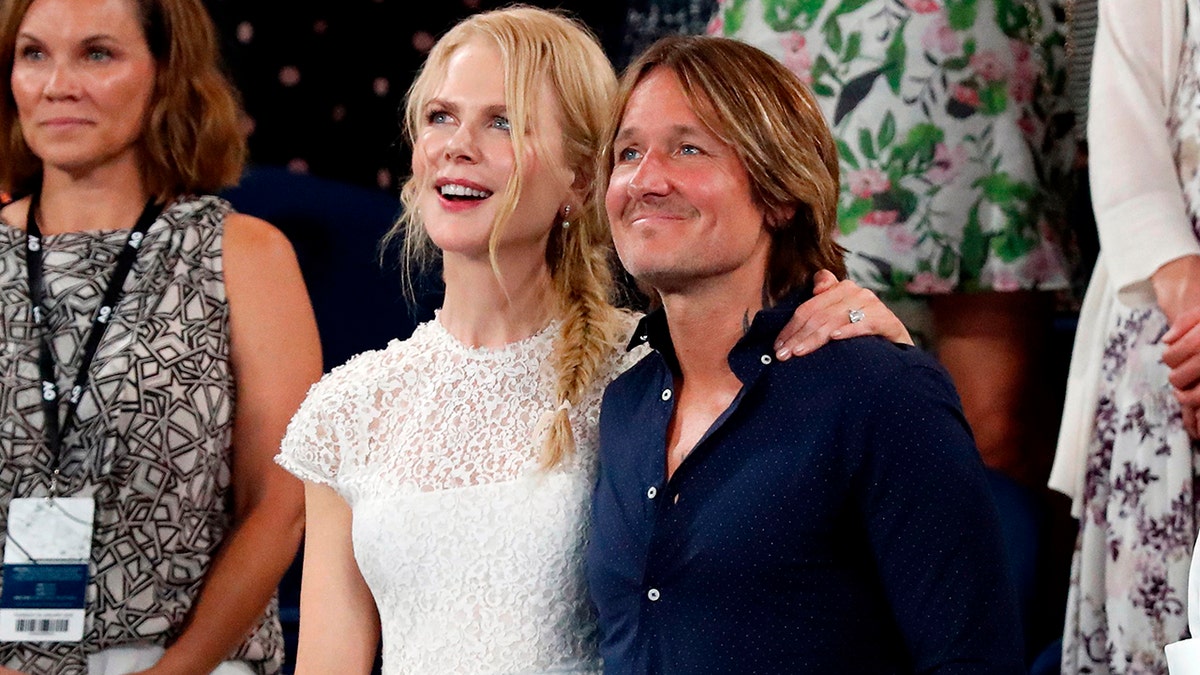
top-left (766, 205), bottom-right (797, 230)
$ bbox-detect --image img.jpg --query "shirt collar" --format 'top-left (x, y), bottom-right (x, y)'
top-left (626, 285), bottom-right (814, 359)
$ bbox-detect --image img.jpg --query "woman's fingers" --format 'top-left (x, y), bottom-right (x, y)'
top-left (775, 272), bottom-right (912, 361)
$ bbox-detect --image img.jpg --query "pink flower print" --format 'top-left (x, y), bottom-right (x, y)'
top-left (707, 0), bottom-right (732, 34)
top-left (1017, 110), bottom-right (1038, 138)
top-left (969, 50), bottom-right (1010, 82)
top-left (921, 15), bottom-right (960, 55)
top-left (903, 0), bottom-right (941, 13)
top-left (951, 83), bottom-right (981, 108)
top-left (926, 143), bottom-right (968, 185)
top-left (1009, 59), bottom-right (1038, 104)
top-left (1009, 73), bottom-right (1035, 104)
top-left (706, 13), bottom-right (724, 36)
top-left (906, 271), bottom-right (956, 294)
top-left (781, 32), bottom-right (814, 84)
top-left (887, 227), bottom-right (918, 252)
top-left (991, 269), bottom-right (1021, 292)
top-left (1010, 39), bottom-right (1032, 64)
top-left (847, 169), bottom-right (891, 198)
top-left (1021, 240), bottom-right (1065, 283)
top-left (861, 210), bottom-right (899, 227)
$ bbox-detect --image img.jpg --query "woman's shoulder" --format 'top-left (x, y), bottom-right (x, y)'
top-left (217, 204), bottom-right (292, 257)
top-left (309, 323), bottom-right (447, 399)
top-left (162, 196), bottom-right (286, 251)
top-left (279, 341), bottom-right (412, 482)
top-left (0, 196), bottom-right (29, 231)
top-left (313, 339), bottom-right (412, 395)
top-left (162, 194), bottom-right (232, 225)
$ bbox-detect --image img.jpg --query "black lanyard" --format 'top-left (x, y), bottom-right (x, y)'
top-left (24, 191), bottom-right (163, 494)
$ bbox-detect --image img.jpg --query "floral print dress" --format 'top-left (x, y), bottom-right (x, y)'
top-left (1062, 4), bottom-right (1200, 672)
top-left (710, 0), bottom-right (1075, 298)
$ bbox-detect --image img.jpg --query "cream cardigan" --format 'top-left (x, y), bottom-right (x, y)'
top-left (1049, 0), bottom-right (1198, 508)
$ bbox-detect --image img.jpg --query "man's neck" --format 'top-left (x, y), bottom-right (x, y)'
top-left (657, 277), bottom-right (766, 480)
top-left (661, 294), bottom-right (759, 387)
top-left (659, 267), bottom-right (767, 388)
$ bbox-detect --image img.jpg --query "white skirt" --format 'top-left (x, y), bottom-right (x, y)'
top-left (87, 645), bottom-right (255, 675)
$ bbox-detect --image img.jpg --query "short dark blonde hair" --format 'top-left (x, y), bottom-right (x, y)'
top-left (606, 36), bottom-right (845, 302)
top-left (0, 0), bottom-right (245, 201)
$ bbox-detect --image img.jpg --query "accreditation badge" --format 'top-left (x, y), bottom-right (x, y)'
top-left (0, 497), bottom-right (93, 642)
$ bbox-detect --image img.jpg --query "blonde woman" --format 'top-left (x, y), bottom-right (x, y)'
top-left (276, 8), bottom-right (909, 674)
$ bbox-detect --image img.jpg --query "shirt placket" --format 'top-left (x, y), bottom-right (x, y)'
top-left (636, 343), bottom-right (776, 662)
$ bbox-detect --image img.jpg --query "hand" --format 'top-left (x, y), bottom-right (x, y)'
top-left (1180, 401), bottom-right (1199, 439)
top-left (774, 270), bottom-right (914, 361)
top-left (0, 667), bottom-right (29, 675)
top-left (1164, 305), bottom-right (1200, 439)
top-left (1164, 305), bottom-right (1200, 389)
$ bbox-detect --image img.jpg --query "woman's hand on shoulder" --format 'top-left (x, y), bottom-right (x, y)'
top-left (773, 269), bottom-right (914, 361)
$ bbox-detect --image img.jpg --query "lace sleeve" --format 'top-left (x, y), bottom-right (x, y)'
top-left (276, 348), bottom-right (381, 491)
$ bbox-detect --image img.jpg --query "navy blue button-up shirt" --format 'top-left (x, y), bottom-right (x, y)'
top-left (586, 295), bottom-right (1022, 674)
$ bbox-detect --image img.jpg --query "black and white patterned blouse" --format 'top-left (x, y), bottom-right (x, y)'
top-left (0, 197), bottom-right (281, 674)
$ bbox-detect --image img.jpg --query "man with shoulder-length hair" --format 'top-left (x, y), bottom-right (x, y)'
top-left (585, 36), bottom-right (1023, 674)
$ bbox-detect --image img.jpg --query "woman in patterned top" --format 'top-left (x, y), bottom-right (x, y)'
top-left (277, 7), bottom-right (911, 674)
top-left (0, 0), bottom-right (320, 672)
top-left (710, 0), bottom-right (1079, 484)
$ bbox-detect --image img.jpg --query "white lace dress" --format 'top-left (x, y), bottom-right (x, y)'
top-left (277, 314), bottom-right (645, 674)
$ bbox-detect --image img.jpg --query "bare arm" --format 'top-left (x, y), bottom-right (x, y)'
top-left (773, 269), bottom-right (913, 360)
top-left (138, 214), bottom-right (322, 674)
top-left (293, 482), bottom-right (381, 674)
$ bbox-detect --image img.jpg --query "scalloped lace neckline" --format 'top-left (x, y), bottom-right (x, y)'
top-left (423, 311), bottom-right (559, 359)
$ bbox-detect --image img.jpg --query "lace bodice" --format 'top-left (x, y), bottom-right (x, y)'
top-left (278, 314), bottom-right (645, 674)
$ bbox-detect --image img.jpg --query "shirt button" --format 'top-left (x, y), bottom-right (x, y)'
top-left (647, 588), bottom-right (661, 602)
top-left (646, 486), bottom-right (658, 499)
top-left (661, 388), bottom-right (672, 401)
top-left (761, 354), bottom-right (772, 365)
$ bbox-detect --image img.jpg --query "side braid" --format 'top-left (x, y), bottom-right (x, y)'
top-left (540, 211), bottom-right (625, 469)
top-left (384, 7), bottom-right (625, 468)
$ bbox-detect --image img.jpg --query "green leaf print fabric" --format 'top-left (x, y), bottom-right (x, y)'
top-left (711, 0), bottom-right (1076, 298)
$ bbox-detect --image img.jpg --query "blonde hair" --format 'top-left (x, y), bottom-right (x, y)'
top-left (0, 0), bottom-right (245, 201)
top-left (395, 7), bottom-right (625, 468)
top-left (607, 36), bottom-right (844, 302)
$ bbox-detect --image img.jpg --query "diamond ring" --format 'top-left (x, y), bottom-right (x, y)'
top-left (848, 308), bottom-right (865, 324)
